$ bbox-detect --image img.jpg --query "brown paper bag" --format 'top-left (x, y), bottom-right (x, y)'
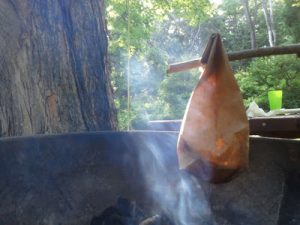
top-left (177, 33), bottom-right (249, 183)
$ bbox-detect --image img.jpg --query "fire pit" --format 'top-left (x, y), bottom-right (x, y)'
top-left (0, 132), bottom-right (299, 225)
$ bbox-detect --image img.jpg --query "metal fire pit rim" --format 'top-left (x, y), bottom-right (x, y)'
top-left (0, 130), bottom-right (179, 142)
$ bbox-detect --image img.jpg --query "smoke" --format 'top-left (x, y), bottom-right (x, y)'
top-left (136, 137), bottom-right (215, 225)
top-left (111, 13), bottom-right (205, 129)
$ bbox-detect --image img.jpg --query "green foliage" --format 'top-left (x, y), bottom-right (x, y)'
top-left (106, 0), bottom-right (212, 54)
top-left (236, 55), bottom-right (300, 110)
top-left (106, 0), bottom-right (155, 53)
top-left (156, 71), bottom-right (199, 118)
top-left (168, 0), bottom-right (212, 26)
top-left (280, 0), bottom-right (300, 43)
top-left (198, 0), bottom-right (251, 53)
top-left (106, 0), bottom-right (300, 130)
top-left (199, 0), bottom-right (300, 51)
top-left (106, 0), bottom-right (212, 129)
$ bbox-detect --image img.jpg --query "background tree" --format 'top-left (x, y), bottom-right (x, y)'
top-left (261, 0), bottom-right (276, 46)
top-left (241, 0), bottom-right (257, 49)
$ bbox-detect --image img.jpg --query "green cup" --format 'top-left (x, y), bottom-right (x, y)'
top-left (268, 90), bottom-right (282, 110)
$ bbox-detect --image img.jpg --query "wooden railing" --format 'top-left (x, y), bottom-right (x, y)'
top-left (167, 44), bottom-right (300, 74)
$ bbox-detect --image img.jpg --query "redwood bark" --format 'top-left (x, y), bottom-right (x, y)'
top-left (0, 0), bottom-right (116, 137)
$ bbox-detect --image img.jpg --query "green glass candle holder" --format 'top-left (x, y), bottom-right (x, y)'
top-left (268, 90), bottom-right (282, 110)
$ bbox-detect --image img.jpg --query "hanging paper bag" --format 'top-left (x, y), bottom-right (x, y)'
top-left (177, 33), bottom-right (249, 183)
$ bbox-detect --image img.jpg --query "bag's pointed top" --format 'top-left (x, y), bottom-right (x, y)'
top-left (200, 33), bottom-right (222, 65)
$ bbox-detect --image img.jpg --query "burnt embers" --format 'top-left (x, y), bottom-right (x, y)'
top-left (90, 197), bottom-right (174, 225)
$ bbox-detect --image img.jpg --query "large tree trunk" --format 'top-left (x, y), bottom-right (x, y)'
top-left (0, 0), bottom-right (116, 137)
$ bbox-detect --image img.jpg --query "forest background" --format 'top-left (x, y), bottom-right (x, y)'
top-left (105, 0), bottom-right (300, 129)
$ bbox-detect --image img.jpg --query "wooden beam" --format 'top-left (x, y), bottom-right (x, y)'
top-left (166, 59), bottom-right (202, 74)
top-left (167, 44), bottom-right (300, 74)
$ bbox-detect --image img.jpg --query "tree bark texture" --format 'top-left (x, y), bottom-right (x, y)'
top-left (0, 0), bottom-right (116, 137)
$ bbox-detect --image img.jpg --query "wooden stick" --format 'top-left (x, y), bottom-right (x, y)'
top-left (166, 58), bottom-right (202, 74)
top-left (167, 44), bottom-right (300, 74)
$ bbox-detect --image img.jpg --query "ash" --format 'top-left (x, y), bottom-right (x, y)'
top-left (90, 197), bottom-right (174, 225)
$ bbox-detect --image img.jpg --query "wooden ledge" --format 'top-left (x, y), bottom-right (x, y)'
top-left (147, 116), bottom-right (300, 138)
